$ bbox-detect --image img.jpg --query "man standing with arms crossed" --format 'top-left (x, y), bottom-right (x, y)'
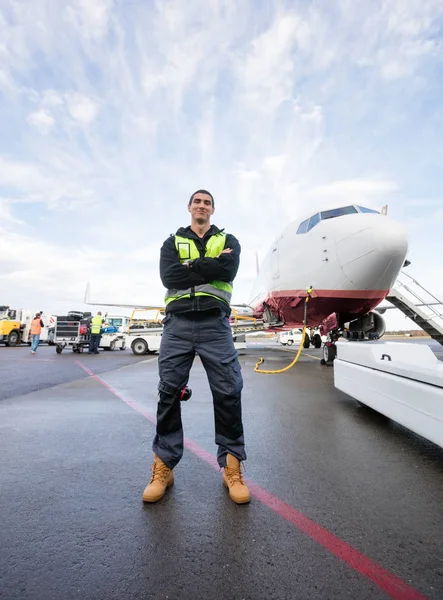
top-left (143, 189), bottom-right (250, 504)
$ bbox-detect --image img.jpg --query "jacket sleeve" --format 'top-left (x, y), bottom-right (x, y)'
top-left (160, 236), bottom-right (205, 289)
top-left (40, 319), bottom-right (44, 327)
top-left (188, 234), bottom-right (240, 283)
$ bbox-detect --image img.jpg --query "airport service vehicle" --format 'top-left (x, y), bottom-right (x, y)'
top-left (122, 309), bottom-right (164, 355)
top-left (127, 329), bottom-right (163, 355)
top-left (0, 306), bottom-right (56, 346)
top-left (99, 316), bottom-right (128, 350)
top-left (21, 314), bottom-right (57, 345)
top-left (100, 332), bottom-right (126, 351)
top-left (102, 315), bottom-right (131, 333)
top-left (0, 306), bottom-right (32, 346)
top-left (334, 341), bottom-right (443, 449)
top-left (278, 328), bottom-right (323, 348)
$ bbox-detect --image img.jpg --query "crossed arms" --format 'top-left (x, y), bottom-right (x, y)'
top-left (159, 234), bottom-right (241, 290)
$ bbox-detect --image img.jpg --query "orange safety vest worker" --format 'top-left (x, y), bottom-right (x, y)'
top-left (31, 317), bottom-right (42, 335)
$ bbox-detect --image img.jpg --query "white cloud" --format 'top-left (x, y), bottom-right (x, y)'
top-left (0, 157), bottom-right (49, 190)
top-left (65, 93), bottom-right (100, 124)
top-left (41, 90), bottom-right (64, 108)
top-left (0, 199), bottom-right (25, 226)
top-left (64, 0), bottom-right (113, 41)
top-left (0, 68), bottom-right (15, 92)
top-left (236, 13), bottom-right (300, 111)
top-left (0, 227), bottom-right (165, 313)
top-left (28, 109), bottom-right (55, 132)
top-left (308, 179), bottom-right (399, 197)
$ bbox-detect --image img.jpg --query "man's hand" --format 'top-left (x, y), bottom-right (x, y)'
top-left (217, 248), bottom-right (232, 258)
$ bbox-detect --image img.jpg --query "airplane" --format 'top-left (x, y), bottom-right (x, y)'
top-left (246, 203), bottom-right (408, 361)
top-left (84, 203), bottom-right (409, 363)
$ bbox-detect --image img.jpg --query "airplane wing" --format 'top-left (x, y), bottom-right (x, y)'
top-left (84, 283), bottom-right (165, 311)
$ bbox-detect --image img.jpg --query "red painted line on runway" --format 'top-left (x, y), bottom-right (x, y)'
top-left (76, 360), bottom-right (428, 600)
top-left (75, 361), bottom-right (156, 423)
top-left (243, 483), bottom-right (427, 600)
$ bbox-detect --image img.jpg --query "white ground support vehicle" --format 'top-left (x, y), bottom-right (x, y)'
top-left (278, 328), bottom-right (324, 349)
top-left (99, 314), bottom-right (129, 351)
top-left (125, 328), bottom-right (163, 355)
top-left (334, 341), bottom-right (443, 449)
top-left (22, 313), bottom-right (57, 345)
top-left (121, 309), bottom-right (165, 355)
top-left (99, 333), bottom-right (127, 351)
top-left (102, 315), bottom-right (131, 333)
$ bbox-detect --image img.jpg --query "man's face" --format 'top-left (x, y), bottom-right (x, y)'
top-left (188, 193), bottom-right (214, 224)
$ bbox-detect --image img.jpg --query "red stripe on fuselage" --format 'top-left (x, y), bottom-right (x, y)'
top-left (266, 289), bottom-right (389, 299)
top-left (252, 289), bottom-right (389, 328)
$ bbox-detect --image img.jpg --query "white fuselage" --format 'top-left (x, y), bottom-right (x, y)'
top-left (249, 211), bottom-right (408, 328)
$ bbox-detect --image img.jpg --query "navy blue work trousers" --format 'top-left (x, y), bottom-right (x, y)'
top-left (153, 311), bottom-right (246, 469)
top-left (89, 334), bottom-right (101, 353)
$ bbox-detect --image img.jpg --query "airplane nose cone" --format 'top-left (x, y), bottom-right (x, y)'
top-left (371, 220), bottom-right (408, 257)
top-left (335, 217), bottom-right (408, 289)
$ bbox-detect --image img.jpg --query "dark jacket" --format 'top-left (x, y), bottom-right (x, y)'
top-left (160, 225), bottom-right (240, 315)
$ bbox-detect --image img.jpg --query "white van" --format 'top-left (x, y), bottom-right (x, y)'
top-left (279, 329), bottom-right (307, 347)
top-left (278, 328), bottom-right (325, 349)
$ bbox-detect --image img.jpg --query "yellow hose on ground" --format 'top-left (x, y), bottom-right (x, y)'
top-left (254, 288), bottom-right (312, 375)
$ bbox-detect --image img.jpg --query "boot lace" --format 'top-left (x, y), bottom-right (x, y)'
top-left (151, 461), bottom-right (171, 483)
top-left (225, 463), bottom-right (245, 485)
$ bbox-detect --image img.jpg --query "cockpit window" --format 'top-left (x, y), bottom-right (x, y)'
top-left (297, 214), bottom-right (320, 234)
top-left (296, 205), bottom-right (372, 234)
top-left (307, 212), bottom-right (320, 231)
top-left (320, 206), bottom-right (358, 220)
top-left (296, 219), bottom-right (309, 234)
top-left (357, 206), bottom-right (380, 214)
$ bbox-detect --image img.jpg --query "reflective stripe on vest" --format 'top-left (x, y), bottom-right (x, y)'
top-left (165, 233), bottom-right (233, 306)
top-left (91, 316), bottom-right (103, 334)
top-left (30, 318), bottom-right (42, 335)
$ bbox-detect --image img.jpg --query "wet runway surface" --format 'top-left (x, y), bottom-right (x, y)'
top-left (1, 342), bottom-right (442, 599)
top-left (0, 345), bottom-right (148, 401)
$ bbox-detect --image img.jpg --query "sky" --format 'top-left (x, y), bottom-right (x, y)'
top-left (0, 0), bottom-right (442, 330)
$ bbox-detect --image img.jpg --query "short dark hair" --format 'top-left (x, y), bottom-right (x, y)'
top-left (188, 189), bottom-right (214, 207)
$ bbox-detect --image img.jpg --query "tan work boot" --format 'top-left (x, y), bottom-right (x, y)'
top-left (142, 454), bottom-right (174, 503)
top-left (223, 454), bottom-right (250, 504)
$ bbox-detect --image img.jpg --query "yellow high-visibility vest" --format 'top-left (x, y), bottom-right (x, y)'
top-left (165, 233), bottom-right (233, 306)
top-left (91, 315), bottom-right (103, 334)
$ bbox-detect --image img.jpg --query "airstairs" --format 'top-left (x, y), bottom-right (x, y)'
top-left (387, 271), bottom-right (443, 346)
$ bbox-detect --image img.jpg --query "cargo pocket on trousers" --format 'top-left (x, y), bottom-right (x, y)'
top-left (161, 314), bottom-right (173, 327)
top-left (220, 354), bottom-right (243, 395)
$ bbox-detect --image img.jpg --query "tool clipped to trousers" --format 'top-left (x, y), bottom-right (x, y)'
top-left (158, 381), bottom-right (192, 401)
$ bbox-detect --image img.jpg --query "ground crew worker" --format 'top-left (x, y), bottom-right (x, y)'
top-left (88, 311), bottom-right (104, 354)
top-left (142, 189), bottom-right (250, 505)
top-left (30, 313), bottom-right (44, 354)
